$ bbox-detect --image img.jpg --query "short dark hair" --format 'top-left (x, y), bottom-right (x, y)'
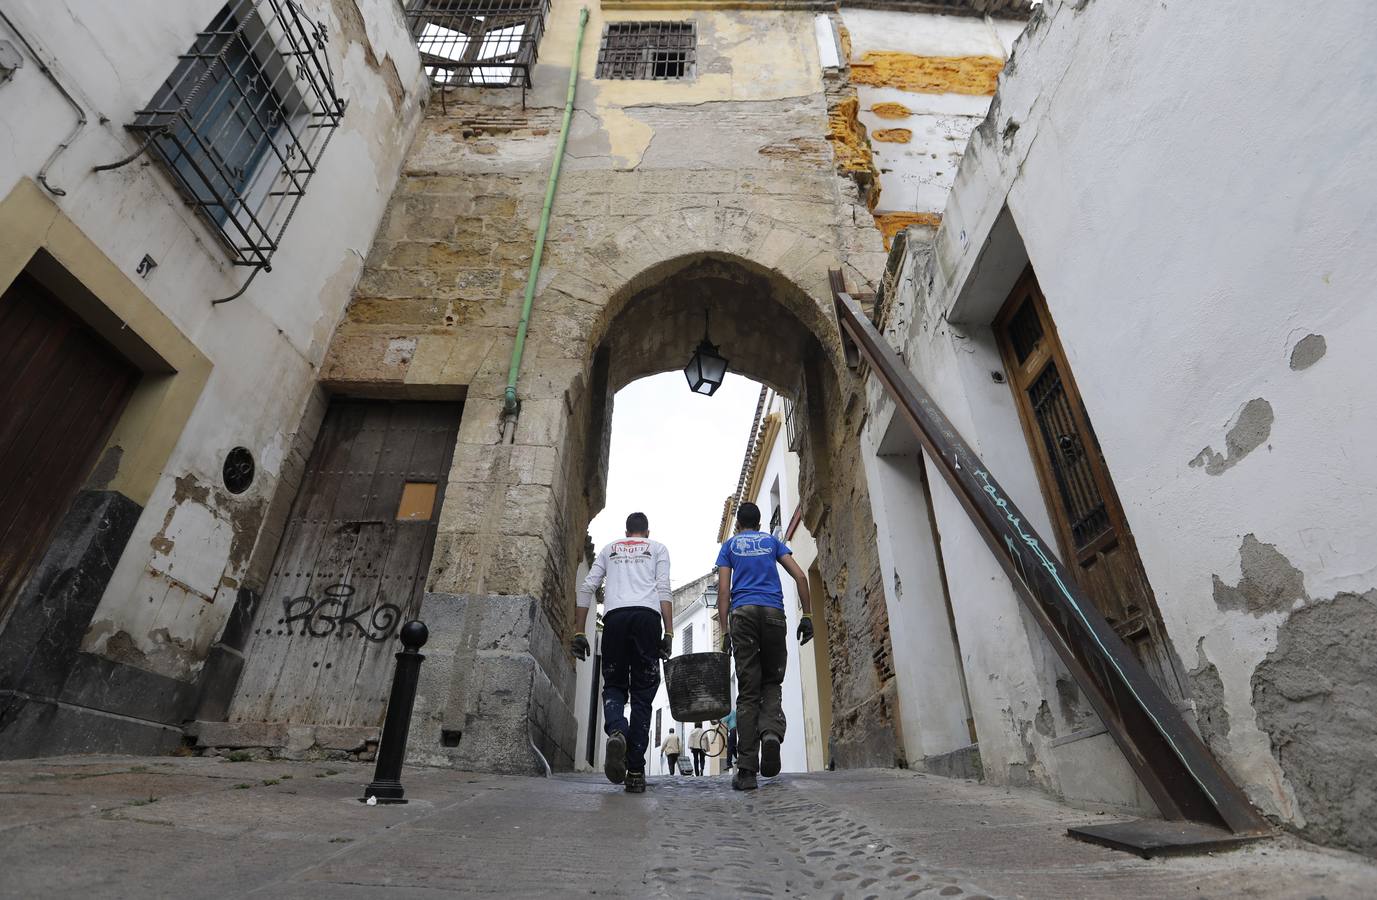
top-left (626, 512), bottom-right (649, 534)
top-left (736, 502), bottom-right (761, 530)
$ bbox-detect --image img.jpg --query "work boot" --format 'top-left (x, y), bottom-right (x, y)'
top-left (625, 771), bottom-right (646, 794)
top-left (732, 768), bottom-right (758, 791)
top-left (604, 732), bottom-right (627, 785)
top-left (760, 734), bottom-right (782, 778)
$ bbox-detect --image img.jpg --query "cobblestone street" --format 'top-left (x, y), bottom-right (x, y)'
top-left (1, 755), bottom-right (1372, 899)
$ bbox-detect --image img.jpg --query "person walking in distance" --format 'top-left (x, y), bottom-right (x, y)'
top-left (689, 723), bottom-right (707, 776)
top-left (571, 512), bottom-right (673, 794)
top-left (715, 502), bottom-right (814, 791)
top-left (662, 727), bottom-right (682, 776)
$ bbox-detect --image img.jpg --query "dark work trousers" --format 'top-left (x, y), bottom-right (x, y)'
top-left (691, 748), bottom-right (706, 775)
top-left (730, 604), bottom-right (788, 773)
top-left (726, 729), bottom-right (737, 769)
top-left (601, 607), bottom-right (663, 774)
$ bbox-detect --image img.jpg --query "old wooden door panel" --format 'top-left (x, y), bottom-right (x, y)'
top-left (229, 400), bottom-right (459, 728)
top-left (994, 269), bottom-right (1186, 701)
top-left (0, 275), bottom-right (138, 622)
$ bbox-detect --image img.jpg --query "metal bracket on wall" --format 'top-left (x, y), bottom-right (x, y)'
top-left (828, 269), bottom-right (1272, 855)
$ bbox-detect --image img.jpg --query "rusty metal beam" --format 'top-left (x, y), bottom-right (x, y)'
top-left (829, 270), bottom-right (1269, 836)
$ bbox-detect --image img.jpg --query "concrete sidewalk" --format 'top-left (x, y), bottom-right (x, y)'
top-left (0, 755), bottom-right (1372, 898)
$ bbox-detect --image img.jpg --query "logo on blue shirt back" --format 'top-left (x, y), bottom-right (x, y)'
top-left (732, 535), bottom-right (774, 557)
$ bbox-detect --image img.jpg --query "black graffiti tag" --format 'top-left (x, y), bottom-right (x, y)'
top-left (282, 584), bottom-right (402, 642)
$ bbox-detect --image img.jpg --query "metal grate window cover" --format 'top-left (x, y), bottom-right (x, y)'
top-left (405, 0), bottom-right (550, 89)
top-left (783, 395), bottom-right (804, 453)
top-left (125, 0), bottom-right (345, 272)
top-left (681, 625), bottom-right (693, 655)
top-left (596, 22), bottom-right (695, 81)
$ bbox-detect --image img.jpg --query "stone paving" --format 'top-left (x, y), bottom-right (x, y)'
top-left (1, 755), bottom-right (1373, 898)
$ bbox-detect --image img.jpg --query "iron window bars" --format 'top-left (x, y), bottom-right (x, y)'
top-left (596, 22), bottom-right (695, 81)
top-left (405, 0), bottom-right (550, 89)
top-left (110, 0), bottom-right (345, 277)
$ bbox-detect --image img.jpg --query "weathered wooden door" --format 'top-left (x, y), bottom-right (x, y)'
top-left (994, 269), bottom-right (1186, 702)
top-left (0, 274), bottom-right (138, 623)
top-left (229, 400), bottom-right (460, 727)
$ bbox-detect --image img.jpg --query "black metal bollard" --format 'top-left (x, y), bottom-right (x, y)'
top-left (361, 620), bottom-right (428, 804)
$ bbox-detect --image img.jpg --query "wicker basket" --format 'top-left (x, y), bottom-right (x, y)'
top-left (664, 651), bottom-right (731, 722)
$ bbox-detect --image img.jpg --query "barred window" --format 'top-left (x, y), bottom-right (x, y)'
top-left (405, 0), bottom-right (550, 88)
top-left (596, 22), bottom-right (695, 81)
top-left (681, 625), bottom-right (693, 655)
top-left (123, 0), bottom-right (345, 273)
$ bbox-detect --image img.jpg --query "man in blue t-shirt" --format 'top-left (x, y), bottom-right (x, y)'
top-left (714, 501), bottom-right (814, 791)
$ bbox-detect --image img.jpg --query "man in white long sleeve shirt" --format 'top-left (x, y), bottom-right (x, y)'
top-left (571, 512), bottom-right (673, 794)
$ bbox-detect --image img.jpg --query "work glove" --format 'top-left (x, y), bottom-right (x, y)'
top-left (721, 632), bottom-right (733, 655)
top-left (659, 634), bottom-right (674, 661)
top-left (797, 614), bottom-right (814, 646)
top-left (570, 632), bottom-right (590, 661)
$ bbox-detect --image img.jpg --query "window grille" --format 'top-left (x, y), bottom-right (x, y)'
top-left (681, 625), bottom-right (693, 655)
top-left (405, 0), bottom-right (550, 88)
top-left (769, 504), bottom-right (783, 538)
top-left (596, 22), bottom-right (695, 81)
top-left (783, 395), bottom-right (804, 453)
top-left (116, 1), bottom-right (344, 274)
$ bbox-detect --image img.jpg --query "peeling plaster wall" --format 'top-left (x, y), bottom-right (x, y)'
top-left (839, 9), bottom-right (1021, 238)
top-left (870, 0), bottom-right (1377, 850)
top-left (0, 0), bottom-right (426, 752)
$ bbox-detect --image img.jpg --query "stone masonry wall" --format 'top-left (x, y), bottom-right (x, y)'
top-left (320, 3), bottom-right (900, 772)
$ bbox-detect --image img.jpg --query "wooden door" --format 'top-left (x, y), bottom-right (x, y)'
top-left (0, 274), bottom-right (138, 623)
top-left (229, 400), bottom-right (461, 727)
top-left (994, 269), bottom-right (1186, 702)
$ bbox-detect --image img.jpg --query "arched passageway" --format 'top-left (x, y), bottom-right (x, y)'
top-left (550, 252), bottom-right (903, 776)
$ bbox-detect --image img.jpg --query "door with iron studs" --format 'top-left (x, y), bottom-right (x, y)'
top-left (229, 400), bottom-right (460, 728)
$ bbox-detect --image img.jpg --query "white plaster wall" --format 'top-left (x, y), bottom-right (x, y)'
top-left (840, 10), bottom-right (1018, 59)
top-left (749, 396), bottom-right (810, 775)
top-left (860, 432), bottom-right (971, 764)
top-left (881, 0), bottom-right (1377, 825)
top-left (782, 448), bottom-right (826, 772)
top-left (0, 0), bottom-right (426, 679)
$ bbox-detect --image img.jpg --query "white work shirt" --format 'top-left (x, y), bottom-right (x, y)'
top-left (689, 728), bottom-right (706, 751)
top-left (577, 537), bottom-right (672, 614)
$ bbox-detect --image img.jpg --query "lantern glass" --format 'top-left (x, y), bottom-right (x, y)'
top-left (684, 339), bottom-right (728, 396)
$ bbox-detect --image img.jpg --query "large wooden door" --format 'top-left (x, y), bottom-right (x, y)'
top-left (0, 274), bottom-right (138, 624)
top-left (229, 400), bottom-right (460, 727)
top-left (994, 269), bottom-right (1186, 702)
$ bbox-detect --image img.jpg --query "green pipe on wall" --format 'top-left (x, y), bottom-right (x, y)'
top-left (503, 6), bottom-right (590, 420)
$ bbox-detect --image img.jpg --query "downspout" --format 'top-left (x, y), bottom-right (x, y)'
top-left (0, 7), bottom-right (88, 196)
top-left (502, 6), bottom-right (589, 424)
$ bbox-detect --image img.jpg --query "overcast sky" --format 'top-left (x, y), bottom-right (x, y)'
top-left (588, 371), bottom-right (763, 588)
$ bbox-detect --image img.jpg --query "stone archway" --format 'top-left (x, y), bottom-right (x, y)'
top-left (408, 232), bottom-right (901, 775)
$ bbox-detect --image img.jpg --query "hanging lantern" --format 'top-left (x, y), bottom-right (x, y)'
top-left (683, 311), bottom-right (728, 396)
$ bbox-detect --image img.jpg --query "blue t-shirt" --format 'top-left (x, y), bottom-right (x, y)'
top-left (715, 531), bottom-right (792, 610)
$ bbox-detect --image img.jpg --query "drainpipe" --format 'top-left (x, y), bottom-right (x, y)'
top-left (0, 7), bottom-right (88, 196)
top-left (502, 6), bottom-right (589, 424)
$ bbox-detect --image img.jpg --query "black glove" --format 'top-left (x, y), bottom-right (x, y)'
top-left (721, 633), bottom-right (732, 655)
top-left (797, 615), bottom-right (814, 646)
top-left (659, 634), bottom-right (673, 661)
top-left (571, 632), bottom-right (590, 660)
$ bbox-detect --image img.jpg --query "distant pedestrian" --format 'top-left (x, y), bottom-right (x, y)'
top-left (689, 723), bottom-right (707, 776)
top-left (715, 502), bottom-right (814, 791)
top-left (662, 727), bottom-right (682, 776)
top-left (572, 512), bottom-right (674, 795)
top-left (723, 707), bottom-right (738, 770)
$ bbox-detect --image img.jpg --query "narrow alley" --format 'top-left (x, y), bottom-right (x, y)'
top-left (3, 755), bottom-right (1374, 899)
